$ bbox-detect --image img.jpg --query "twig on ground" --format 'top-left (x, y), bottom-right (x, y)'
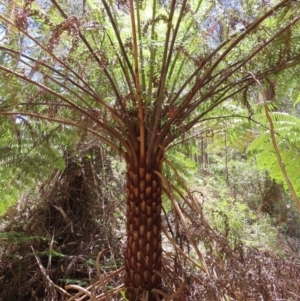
top-left (31, 246), bottom-right (71, 297)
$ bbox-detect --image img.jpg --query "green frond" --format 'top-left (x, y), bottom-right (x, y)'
top-left (248, 109), bottom-right (300, 197)
top-left (164, 145), bottom-right (198, 184)
top-left (1, 0), bottom-right (300, 207)
top-left (0, 116), bottom-right (80, 213)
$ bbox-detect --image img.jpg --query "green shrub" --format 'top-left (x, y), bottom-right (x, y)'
top-left (204, 196), bottom-right (279, 252)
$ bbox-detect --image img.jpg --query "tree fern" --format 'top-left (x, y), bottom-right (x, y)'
top-left (1, 0), bottom-right (300, 299)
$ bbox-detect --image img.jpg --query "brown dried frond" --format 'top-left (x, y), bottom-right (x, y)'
top-left (15, 1), bottom-right (53, 31)
top-left (116, 0), bottom-right (130, 13)
top-left (242, 87), bottom-right (254, 116)
top-left (48, 16), bottom-right (80, 52)
top-left (14, 7), bottom-right (29, 30)
top-left (29, 8), bottom-right (54, 27)
top-left (174, 45), bottom-right (206, 67)
top-left (0, 145), bottom-right (125, 301)
top-left (180, 2), bottom-right (192, 16)
top-left (161, 194), bottom-right (300, 301)
top-left (24, 0), bottom-right (35, 8)
top-left (1, 143), bottom-right (300, 300)
top-left (143, 14), bottom-right (170, 34)
top-left (124, 37), bottom-right (133, 52)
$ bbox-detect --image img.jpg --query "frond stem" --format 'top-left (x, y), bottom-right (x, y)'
top-left (147, 0), bottom-right (177, 167)
top-left (0, 65), bottom-right (130, 152)
top-left (129, 0), bottom-right (145, 164)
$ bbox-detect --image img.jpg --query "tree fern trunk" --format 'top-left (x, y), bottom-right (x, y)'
top-left (124, 161), bottom-right (162, 301)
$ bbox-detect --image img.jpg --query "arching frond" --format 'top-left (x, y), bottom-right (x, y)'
top-left (248, 109), bottom-right (300, 196)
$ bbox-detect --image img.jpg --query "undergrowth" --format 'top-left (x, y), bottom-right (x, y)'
top-left (204, 196), bottom-right (279, 252)
top-left (1, 145), bottom-right (300, 300)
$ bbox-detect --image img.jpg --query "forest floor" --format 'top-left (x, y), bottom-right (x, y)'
top-left (1, 159), bottom-right (300, 300)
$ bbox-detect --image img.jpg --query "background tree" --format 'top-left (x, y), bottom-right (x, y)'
top-left (1, 0), bottom-right (300, 300)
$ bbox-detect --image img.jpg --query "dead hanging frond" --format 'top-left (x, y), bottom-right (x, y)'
top-left (116, 0), bottom-right (130, 12)
top-left (48, 16), bottom-right (80, 52)
top-left (14, 7), bottom-right (29, 30)
top-left (265, 78), bottom-right (276, 101)
top-left (242, 87), bottom-right (254, 116)
top-left (80, 49), bottom-right (110, 70)
top-left (14, 1), bottom-right (54, 30)
top-left (155, 169), bottom-right (211, 277)
top-left (173, 44), bottom-right (193, 61)
top-left (143, 14), bottom-right (170, 34)
top-left (153, 156), bottom-right (300, 301)
top-left (180, 2), bottom-right (192, 16)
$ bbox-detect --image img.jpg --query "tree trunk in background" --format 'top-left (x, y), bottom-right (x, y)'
top-left (261, 177), bottom-right (282, 216)
top-left (200, 138), bottom-right (209, 174)
top-left (124, 159), bottom-right (162, 301)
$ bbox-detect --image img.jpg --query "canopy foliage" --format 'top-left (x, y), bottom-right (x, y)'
top-left (0, 0), bottom-right (299, 210)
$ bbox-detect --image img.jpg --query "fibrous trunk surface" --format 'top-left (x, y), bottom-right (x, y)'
top-left (124, 161), bottom-right (162, 301)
